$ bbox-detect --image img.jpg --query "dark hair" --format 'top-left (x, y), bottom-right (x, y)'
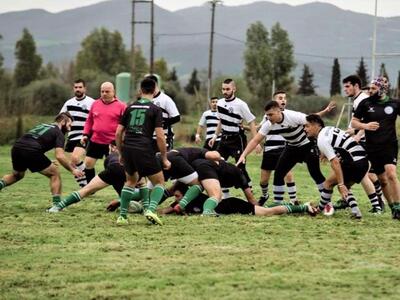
top-left (145, 74), bottom-right (158, 84)
top-left (210, 96), bottom-right (219, 101)
top-left (174, 182), bottom-right (188, 194)
top-left (306, 114), bottom-right (325, 128)
top-left (110, 140), bottom-right (116, 146)
top-left (273, 90), bottom-right (286, 97)
top-left (74, 79), bottom-right (86, 87)
top-left (223, 78), bottom-right (234, 84)
top-left (342, 75), bottom-right (361, 88)
top-left (55, 112), bottom-right (73, 123)
top-left (140, 78), bottom-right (156, 94)
top-left (264, 100), bottom-right (280, 111)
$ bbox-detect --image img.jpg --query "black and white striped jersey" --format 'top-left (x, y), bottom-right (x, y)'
top-left (258, 109), bottom-right (309, 147)
top-left (259, 116), bottom-right (286, 152)
top-left (217, 97), bottom-right (255, 134)
top-left (198, 110), bottom-right (221, 141)
top-left (317, 126), bottom-right (366, 162)
top-left (348, 92), bottom-right (369, 128)
top-left (153, 91), bottom-right (180, 138)
top-left (59, 95), bottom-right (95, 141)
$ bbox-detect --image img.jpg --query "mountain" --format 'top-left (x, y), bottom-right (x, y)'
top-left (0, 0), bottom-right (399, 95)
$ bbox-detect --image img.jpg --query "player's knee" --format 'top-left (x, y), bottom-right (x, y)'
top-left (13, 171), bottom-right (24, 181)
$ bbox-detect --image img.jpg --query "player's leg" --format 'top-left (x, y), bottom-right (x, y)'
top-left (39, 162), bottom-right (63, 206)
top-left (383, 164), bottom-right (400, 219)
top-left (145, 171), bottom-right (165, 225)
top-left (259, 169), bottom-right (271, 205)
top-left (273, 148), bottom-right (298, 203)
top-left (254, 203), bottom-right (315, 216)
top-left (201, 178), bottom-right (222, 215)
top-left (71, 145), bottom-right (88, 188)
top-left (285, 171), bottom-right (298, 204)
top-left (317, 173), bottom-right (336, 212)
top-left (0, 171), bottom-right (25, 191)
top-left (360, 175), bottom-right (381, 213)
top-left (1, 146), bottom-right (28, 190)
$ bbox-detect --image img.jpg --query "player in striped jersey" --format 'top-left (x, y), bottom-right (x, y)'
top-left (60, 79), bottom-right (95, 188)
top-left (304, 114), bottom-right (380, 219)
top-left (195, 96), bottom-right (221, 150)
top-left (208, 78), bottom-right (261, 190)
top-left (237, 101), bottom-right (326, 203)
top-left (146, 75), bottom-right (180, 151)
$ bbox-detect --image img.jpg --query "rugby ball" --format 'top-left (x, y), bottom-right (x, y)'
top-left (128, 201), bottom-right (143, 214)
top-left (323, 202), bottom-right (335, 216)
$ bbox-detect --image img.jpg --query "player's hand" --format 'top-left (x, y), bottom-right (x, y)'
top-left (255, 144), bottom-right (262, 154)
top-left (72, 168), bottom-right (85, 178)
top-left (163, 158), bottom-right (171, 170)
top-left (364, 122), bottom-right (379, 131)
top-left (326, 101), bottom-right (336, 112)
top-left (106, 199), bottom-right (120, 211)
top-left (80, 136), bottom-right (88, 147)
top-left (345, 128), bottom-right (355, 136)
top-left (195, 134), bottom-right (201, 144)
top-left (236, 155), bottom-right (246, 166)
top-left (52, 160), bottom-right (59, 167)
top-left (208, 137), bottom-right (216, 148)
top-left (338, 184), bottom-right (349, 199)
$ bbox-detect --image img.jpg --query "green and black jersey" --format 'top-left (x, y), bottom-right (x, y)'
top-left (120, 98), bottom-right (163, 149)
top-left (14, 123), bottom-right (65, 153)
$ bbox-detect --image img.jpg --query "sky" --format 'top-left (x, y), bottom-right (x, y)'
top-left (0, 0), bottom-right (399, 17)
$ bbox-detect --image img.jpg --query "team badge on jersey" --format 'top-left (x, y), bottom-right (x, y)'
top-left (384, 106), bottom-right (394, 115)
top-left (367, 107), bottom-right (375, 113)
top-left (228, 107), bottom-right (234, 114)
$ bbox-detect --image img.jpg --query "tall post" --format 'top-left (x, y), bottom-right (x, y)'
top-left (371, 0), bottom-right (378, 79)
top-left (130, 0), bottom-right (136, 98)
top-left (150, 0), bottom-right (155, 74)
top-left (207, 1), bottom-right (220, 106)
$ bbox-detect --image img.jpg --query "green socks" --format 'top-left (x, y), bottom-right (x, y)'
top-left (52, 194), bottom-right (61, 205)
top-left (179, 185), bottom-right (203, 209)
top-left (119, 186), bottom-right (136, 218)
top-left (139, 187), bottom-right (150, 211)
top-left (148, 185), bottom-right (165, 213)
top-left (203, 197), bottom-right (219, 214)
top-left (0, 179), bottom-right (6, 191)
top-left (284, 204), bottom-right (308, 214)
top-left (58, 191), bottom-right (81, 209)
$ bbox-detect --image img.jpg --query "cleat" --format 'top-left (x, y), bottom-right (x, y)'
top-left (378, 197), bottom-right (385, 211)
top-left (305, 202), bottom-right (318, 217)
top-left (144, 210), bottom-right (163, 225)
top-left (392, 207), bottom-right (400, 220)
top-left (128, 201), bottom-right (143, 214)
top-left (333, 199), bottom-right (348, 210)
top-left (201, 210), bottom-right (219, 217)
top-left (323, 202), bottom-right (335, 216)
top-left (47, 205), bottom-right (62, 213)
top-left (369, 207), bottom-right (383, 215)
top-left (258, 196), bottom-right (268, 206)
top-left (350, 207), bottom-right (362, 219)
top-left (116, 216), bottom-right (128, 225)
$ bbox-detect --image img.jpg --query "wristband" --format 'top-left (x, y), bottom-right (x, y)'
top-left (195, 134), bottom-right (200, 138)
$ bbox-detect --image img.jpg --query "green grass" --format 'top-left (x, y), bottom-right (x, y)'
top-left (0, 145), bottom-right (400, 299)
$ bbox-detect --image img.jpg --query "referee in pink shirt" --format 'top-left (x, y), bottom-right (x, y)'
top-left (81, 82), bottom-right (126, 183)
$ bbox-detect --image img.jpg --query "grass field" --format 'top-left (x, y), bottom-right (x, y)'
top-left (1, 145), bottom-right (400, 299)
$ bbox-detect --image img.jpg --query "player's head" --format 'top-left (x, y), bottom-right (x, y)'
top-left (55, 112), bottom-right (73, 134)
top-left (145, 74), bottom-right (160, 92)
top-left (369, 76), bottom-right (386, 98)
top-left (273, 90), bottom-right (287, 110)
top-left (173, 182), bottom-right (189, 202)
top-left (264, 100), bottom-right (282, 124)
top-left (209, 96), bottom-right (219, 111)
top-left (73, 79), bottom-right (86, 98)
top-left (140, 77), bottom-right (157, 96)
top-left (109, 140), bottom-right (118, 153)
top-left (304, 114), bottom-right (325, 138)
top-left (222, 78), bottom-right (236, 100)
top-left (342, 75), bottom-right (362, 97)
top-left (100, 82), bottom-right (115, 102)
top-left (382, 76), bottom-right (390, 94)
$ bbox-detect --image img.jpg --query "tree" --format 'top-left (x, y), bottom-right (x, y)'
top-left (14, 28), bottom-right (42, 88)
top-left (396, 71), bottom-right (400, 99)
top-left (185, 69), bottom-right (201, 95)
top-left (168, 67), bottom-right (181, 90)
top-left (356, 57), bottom-right (369, 87)
top-left (379, 63), bottom-right (389, 81)
top-left (76, 27), bottom-right (129, 76)
top-left (244, 21), bottom-right (273, 101)
top-left (153, 58), bottom-right (169, 81)
top-left (270, 22), bottom-right (295, 92)
top-left (297, 64), bottom-right (316, 96)
top-left (0, 33), bottom-right (4, 78)
top-left (39, 62), bottom-right (60, 80)
top-left (330, 58), bottom-right (341, 96)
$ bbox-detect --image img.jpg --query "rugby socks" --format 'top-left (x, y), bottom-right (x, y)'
top-left (148, 185), bottom-right (165, 213)
top-left (179, 185), bottom-right (203, 209)
top-left (0, 179), bottom-right (6, 190)
top-left (273, 185), bottom-right (285, 203)
top-left (286, 182), bottom-right (297, 202)
top-left (318, 188), bottom-right (333, 210)
top-left (139, 187), bottom-right (149, 211)
top-left (368, 192), bottom-right (381, 210)
top-left (58, 191), bottom-right (81, 209)
top-left (75, 161), bottom-right (87, 188)
top-left (222, 188), bottom-right (230, 199)
top-left (52, 194), bottom-right (61, 205)
top-left (85, 168), bottom-right (96, 184)
top-left (317, 183), bottom-right (324, 193)
top-left (203, 197), bottom-right (219, 214)
top-left (119, 186), bottom-right (136, 218)
top-left (284, 204), bottom-right (308, 213)
top-left (373, 180), bottom-right (383, 199)
top-left (260, 183), bottom-right (269, 198)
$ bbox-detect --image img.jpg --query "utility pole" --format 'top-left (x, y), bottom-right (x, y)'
top-left (207, 0), bottom-right (222, 105)
top-left (130, 0), bottom-right (154, 97)
top-left (371, 0), bottom-right (378, 79)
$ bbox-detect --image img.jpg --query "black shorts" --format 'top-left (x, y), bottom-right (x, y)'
top-left (151, 136), bottom-right (174, 152)
top-left (342, 159), bottom-right (369, 185)
top-left (261, 149), bottom-right (284, 171)
top-left (86, 141), bottom-right (109, 159)
top-left (192, 159), bottom-right (219, 181)
top-left (164, 153), bottom-right (198, 184)
top-left (98, 163), bottom-right (125, 195)
top-left (215, 197), bottom-right (255, 215)
top-left (203, 139), bottom-right (220, 151)
top-left (217, 134), bottom-right (247, 161)
top-left (367, 144), bottom-right (398, 175)
top-left (11, 147), bottom-right (51, 173)
top-left (122, 146), bottom-right (161, 177)
top-left (64, 139), bottom-right (86, 153)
